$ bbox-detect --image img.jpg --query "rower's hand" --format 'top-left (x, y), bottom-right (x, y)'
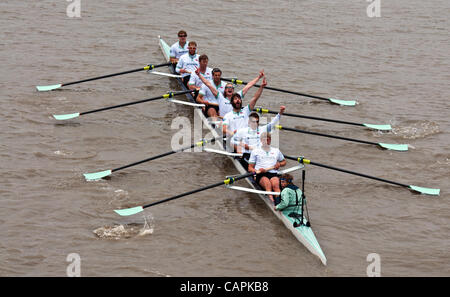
top-left (180, 68), bottom-right (191, 74)
top-left (194, 67), bottom-right (200, 76)
top-left (258, 69), bottom-right (265, 79)
top-left (274, 162), bottom-right (281, 170)
top-left (261, 77), bottom-right (267, 88)
top-left (279, 105), bottom-right (285, 115)
top-left (258, 168), bottom-right (266, 174)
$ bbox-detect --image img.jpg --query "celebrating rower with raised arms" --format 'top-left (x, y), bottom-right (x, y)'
top-left (175, 41), bottom-right (199, 88)
top-left (169, 30), bottom-right (189, 64)
top-left (232, 105), bottom-right (285, 166)
top-left (195, 68), bottom-right (265, 119)
top-left (248, 132), bottom-right (286, 203)
top-left (222, 71), bottom-right (266, 137)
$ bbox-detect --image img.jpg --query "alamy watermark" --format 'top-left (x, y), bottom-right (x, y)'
top-left (366, 253), bottom-right (381, 277)
top-left (66, 253), bottom-right (81, 277)
top-left (366, 0), bottom-right (381, 18)
top-left (66, 0), bottom-right (81, 18)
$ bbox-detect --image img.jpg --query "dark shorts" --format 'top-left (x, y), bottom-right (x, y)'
top-left (255, 172), bottom-right (279, 185)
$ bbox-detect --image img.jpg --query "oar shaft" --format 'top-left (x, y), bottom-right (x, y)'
top-left (284, 155), bottom-right (409, 188)
top-left (255, 108), bottom-right (363, 127)
top-left (279, 126), bottom-right (378, 146)
top-left (62, 62), bottom-right (171, 87)
top-left (80, 90), bottom-right (194, 116)
top-left (223, 78), bottom-right (329, 102)
top-left (142, 172), bottom-right (253, 210)
top-left (112, 137), bottom-right (221, 172)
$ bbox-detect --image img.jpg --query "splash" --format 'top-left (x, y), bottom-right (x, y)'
top-left (392, 121), bottom-right (440, 139)
top-left (93, 213), bottom-right (155, 240)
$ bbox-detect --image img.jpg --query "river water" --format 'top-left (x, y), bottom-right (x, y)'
top-left (0, 0), bottom-right (448, 276)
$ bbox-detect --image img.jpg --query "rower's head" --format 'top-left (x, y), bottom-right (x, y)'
top-left (280, 173), bottom-right (293, 188)
top-left (178, 30), bottom-right (187, 43)
top-left (230, 92), bottom-right (242, 110)
top-left (260, 131), bottom-right (272, 146)
top-left (212, 68), bottom-right (222, 84)
top-left (188, 41), bottom-right (197, 55)
top-left (199, 54), bottom-right (208, 70)
top-left (224, 83), bottom-right (234, 97)
top-left (248, 112), bottom-right (260, 129)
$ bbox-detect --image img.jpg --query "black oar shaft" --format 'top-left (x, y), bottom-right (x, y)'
top-left (112, 137), bottom-right (221, 172)
top-left (280, 126), bottom-right (378, 146)
top-left (255, 109), bottom-right (363, 127)
top-left (223, 78), bottom-right (329, 102)
top-left (79, 90), bottom-right (193, 116)
top-left (284, 155), bottom-right (409, 188)
top-left (142, 172), bottom-right (253, 210)
top-left (62, 62), bottom-right (171, 87)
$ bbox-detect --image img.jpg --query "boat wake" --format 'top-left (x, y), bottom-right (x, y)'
top-left (93, 213), bottom-right (154, 239)
top-left (392, 121), bottom-right (440, 139)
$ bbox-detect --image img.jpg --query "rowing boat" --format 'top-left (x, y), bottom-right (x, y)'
top-left (158, 36), bottom-right (327, 265)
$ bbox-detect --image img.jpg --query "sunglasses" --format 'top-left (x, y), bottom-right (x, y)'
top-left (178, 35), bottom-right (187, 37)
top-left (225, 86), bottom-right (234, 89)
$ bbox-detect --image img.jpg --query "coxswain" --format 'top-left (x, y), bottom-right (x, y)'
top-left (169, 30), bottom-right (189, 64)
top-left (175, 41), bottom-right (199, 89)
top-left (248, 132), bottom-right (286, 202)
top-left (274, 173), bottom-right (303, 211)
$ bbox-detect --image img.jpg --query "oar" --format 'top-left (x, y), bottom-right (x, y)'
top-left (52, 90), bottom-right (195, 120)
top-left (114, 171), bottom-right (255, 216)
top-left (84, 136), bottom-right (223, 181)
top-left (276, 125), bottom-right (408, 151)
top-left (222, 78), bottom-right (356, 106)
top-left (36, 62), bottom-right (172, 91)
top-left (284, 156), bottom-right (440, 196)
top-left (254, 108), bottom-right (391, 131)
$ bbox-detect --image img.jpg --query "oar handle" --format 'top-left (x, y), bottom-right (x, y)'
top-left (80, 90), bottom-right (194, 116)
top-left (61, 62), bottom-right (171, 87)
top-left (254, 108), bottom-right (363, 127)
top-left (284, 155), bottom-right (409, 188)
top-left (277, 125), bottom-right (378, 146)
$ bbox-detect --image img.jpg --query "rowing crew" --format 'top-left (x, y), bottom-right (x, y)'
top-left (169, 31), bottom-right (299, 210)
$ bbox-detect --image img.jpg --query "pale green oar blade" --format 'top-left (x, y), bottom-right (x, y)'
top-left (378, 143), bottom-right (409, 151)
top-left (328, 98), bottom-right (357, 106)
top-left (83, 169), bottom-right (112, 181)
top-left (53, 113), bottom-right (80, 120)
top-left (409, 185), bottom-right (440, 196)
top-left (114, 206), bottom-right (144, 216)
top-left (363, 123), bottom-right (392, 131)
top-left (36, 84), bottom-right (62, 92)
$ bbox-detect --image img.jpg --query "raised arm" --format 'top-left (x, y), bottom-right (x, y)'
top-left (248, 76), bottom-right (267, 110)
top-left (241, 69), bottom-right (264, 97)
top-left (196, 68), bottom-right (219, 97)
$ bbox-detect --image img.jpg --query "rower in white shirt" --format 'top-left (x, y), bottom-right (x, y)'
top-left (175, 41), bottom-right (199, 88)
top-left (169, 30), bottom-right (189, 64)
top-left (188, 54), bottom-right (212, 91)
top-left (222, 73), bottom-right (266, 138)
top-left (195, 69), bottom-right (264, 119)
top-left (232, 105), bottom-right (285, 164)
top-left (248, 132), bottom-right (286, 203)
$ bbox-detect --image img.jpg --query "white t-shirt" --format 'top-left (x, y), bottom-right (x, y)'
top-left (217, 90), bottom-right (244, 117)
top-left (188, 67), bottom-right (213, 89)
top-left (222, 104), bottom-right (251, 133)
top-left (248, 147), bottom-right (285, 174)
top-left (199, 80), bottom-right (227, 101)
top-left (175, 53), bottom-right (200, 78)
top-left (169, 41), bottom-right (189, 59)
top-left (231, 114), bottom-right (280, 153)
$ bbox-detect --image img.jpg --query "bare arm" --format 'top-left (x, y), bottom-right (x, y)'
top-left (241, 69), bottom-right (264, 96)
top-left (248, 76), bottom-right (267, 110)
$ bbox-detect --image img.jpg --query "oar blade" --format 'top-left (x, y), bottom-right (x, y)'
top-left (363, 123), bottom-right (392, 131)
top-left (114, 206), bottom-right (144, 216)
top-left (328, 98), bottom-right (357, 106)
top-left (83, 169), bottom-right (112, 181)
top-left (378, 143), bottom-right (409, 151)
top-left (53, 113), bottom-right (80, 120)
top-left (409, 185), bottom-right (440, 196)
top-left (36, 84), bottom-right (62, 92)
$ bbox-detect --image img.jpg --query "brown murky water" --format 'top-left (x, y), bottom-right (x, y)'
top-left (0, 0), bottom-right (448, 276)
